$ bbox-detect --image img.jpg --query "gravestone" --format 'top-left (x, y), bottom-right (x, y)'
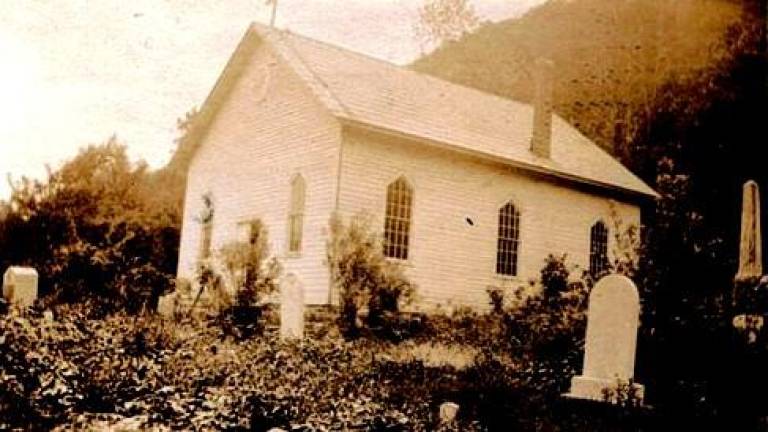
top-left (736, 180), bottom-right (762, 282)
top-left (439, 402), bottom-right (460, 424)
top-left (280, 273), bottom-right (304, 340)
top-left (732, 180), bottom-right (765, 339)
top-left (567, 274), bottom-right (644, 403)
top-left (2, 266), bottom-right (38, 308)
top-left (157, 294), bottom-right (175, 317)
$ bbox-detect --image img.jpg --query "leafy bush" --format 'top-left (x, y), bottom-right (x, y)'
top-left (217, 220), bottom-right (281, 309)
top-left (608, 204), bottom-right (641, 281)
top-left (191, 260), bottom-right (228, 311)
top-left (487, 287), bottom-right (505, 314)
top-left (0, 305), bottom-right (449, 430)
top-left (193, 220), bottom-right (282, 338)
top-left (600, 378), bottom-right (643, 408)
top-left (0, 303), bottom-right (179, 430)
top-left (540, 253), bottom-right (570, 296)
top-left (491, 255), bottom-right (590, 399)
top-left (416, 307), bottom-right (506, 352)
top-left (0, 139), bottom-right (180, 313)
top-left (326, 212), bottom-right (414, 339)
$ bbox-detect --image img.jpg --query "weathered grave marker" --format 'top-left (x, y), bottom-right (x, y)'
top-left (2, 266), bottom-right (38, 308)
top-left (732, 180), bottom-right (766, 341)
top-left (736, 180), bottom-right (762, 282)
top-left (567, 274), bottom-right (644, 403)
top-left (280, 273), bottom-right (304, 340)
top-left (439, 401), bottom-right (460, 424)
top-left (157, 294), bottom-right (174, 317)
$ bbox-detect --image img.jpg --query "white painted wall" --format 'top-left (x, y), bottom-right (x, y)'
top-left (177, 37), bottom-right (642, 311)
top-left (336, 127), bottom-right (641, 311)
top-left (177, 39), bottom-right (341, 304)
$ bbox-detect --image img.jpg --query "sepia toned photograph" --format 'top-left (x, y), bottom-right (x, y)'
top-left (1, 0), bottom-right (767, 430)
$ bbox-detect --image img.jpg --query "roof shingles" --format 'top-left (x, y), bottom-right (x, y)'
top-left (203, 23), bottom-right (658, 199)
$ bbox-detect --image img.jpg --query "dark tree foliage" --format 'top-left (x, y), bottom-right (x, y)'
top-left (0, 138), bottom-right (180, 313)
top-left (415, 0), bottom-right (768, 427)
top-left (635, 29), bottom-right (768, 429)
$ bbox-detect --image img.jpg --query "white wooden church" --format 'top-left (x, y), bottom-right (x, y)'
top-left (167, 23), bottom-right (657, 311)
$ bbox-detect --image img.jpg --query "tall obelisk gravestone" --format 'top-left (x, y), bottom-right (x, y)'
top-left (728, 180), bottom-right (768, 429)
top-left (736, 180), bottom-right (762, 283)
top-left (732, 180), bottom-right (764, 341)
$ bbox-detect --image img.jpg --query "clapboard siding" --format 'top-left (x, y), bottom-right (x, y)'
top-left (172, 28), bottom-right (649, 313)
top-left (337, 128), bottom-right (640, 311)
top-left (177, 40), bottom-right (340, 304)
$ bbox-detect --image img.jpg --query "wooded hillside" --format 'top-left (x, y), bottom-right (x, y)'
top-left (413, 0), bottom-right (761, 158)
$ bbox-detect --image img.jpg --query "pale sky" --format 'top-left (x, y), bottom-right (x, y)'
top-left (0, 0), bottom-right (545, 200)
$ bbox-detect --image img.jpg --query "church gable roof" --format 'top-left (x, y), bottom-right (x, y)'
top-left (190, 22), bottom-right (658, 200)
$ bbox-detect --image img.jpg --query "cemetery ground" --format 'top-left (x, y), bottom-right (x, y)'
top-left (0, 189), bottom-right (662, 430)
top-left (4, 202), bottom-right (767, 430)
top-left (0, 287), bottom-right (656, 431)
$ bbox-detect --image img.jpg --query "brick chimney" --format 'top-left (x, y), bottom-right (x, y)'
top-left (530, 58), bottom-right (554, 158)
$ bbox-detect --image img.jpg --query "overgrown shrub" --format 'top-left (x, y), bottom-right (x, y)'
top-left (0, 304), bottom-right (182, 429)
top-left (192, 260), bottom-right (228, 311)
top-left (487, 287), bottom-right (505, 314)
top-left (193, 220), bottom-right (281, 338)
top-left (608, 204), bottom-right (641, 281)
top-left (417, 307), bottom-right (506, 352)
top-left (600, 378), bottom-right (644, 408)
top-left (496, 254), bottom-right (589, 397)
top-left (0, 305), bottom-right (445, 430)
top-left (0, 140), bottom-right (180, 313)
top-left (326, 212), bottom-right (414, 339)
top-left (218, 220), bottom-right (281, 309)
top-left (540, 253), bottom-right (570, 296)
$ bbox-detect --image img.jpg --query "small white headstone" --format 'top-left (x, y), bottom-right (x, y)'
top-left (280, 273), bottom-right (304, 340)
top-left (439, 401), bottom-right (459, 424)
top-left (567, 274), bottom-right (644, 403)
top-left (3, 266), bottom-right (38, 308)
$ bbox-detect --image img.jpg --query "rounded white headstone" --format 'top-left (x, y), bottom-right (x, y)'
top-left (581, 274), bottom-right (640, 380)
top-left (567, 274), bottom-right (644, 403)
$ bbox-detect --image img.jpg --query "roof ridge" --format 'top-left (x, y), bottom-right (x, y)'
top-left (242, 22), bottom-right (657, 200)
top-left (266, 29), bottom-right (354, 118)
top-left (250, 21), bottom-right (534, 114)
top-left (251, 21), bottom-right (405, 68)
